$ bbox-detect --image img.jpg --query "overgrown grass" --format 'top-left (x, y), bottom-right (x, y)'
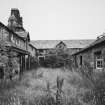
top-left (0, 67), bottom-right (102, 105)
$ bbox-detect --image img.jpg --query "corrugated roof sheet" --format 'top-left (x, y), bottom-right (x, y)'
top-left (31, 40), bottom-right (94, 49)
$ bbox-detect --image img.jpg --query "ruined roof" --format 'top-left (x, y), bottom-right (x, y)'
top-left (31, 40), bottom-right (94, 49)
top-left (72, 34), bottom-right (105, 55)
top-left (63, 40), bottom-right (94, 48)
top-left (31, 40), bottom-right (60, 49)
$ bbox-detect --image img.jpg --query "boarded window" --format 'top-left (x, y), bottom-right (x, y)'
top-left (94, 51), bottom-right (103, 69)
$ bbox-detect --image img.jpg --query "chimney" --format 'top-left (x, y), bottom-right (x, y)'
top-left (11, 8), bottom-right (20, 18)
top-left (8, 8), bottom-right (23, 30)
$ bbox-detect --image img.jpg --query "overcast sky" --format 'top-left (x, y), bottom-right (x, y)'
top-left (0, 0), bottom-right (105, 40)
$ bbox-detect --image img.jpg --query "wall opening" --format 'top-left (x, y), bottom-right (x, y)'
top-left (0, 66), bottom-right (4, 79)
top-left (94, 51), bottom-right (103, 69)
top-left (80, 55), bottom-right (82, 66)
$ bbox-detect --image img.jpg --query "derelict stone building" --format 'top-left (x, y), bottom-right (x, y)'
top-left (31, 40), bottom-right (94, 66)
top-left (0, 8), bottom-right (36, 79)
top-left (72, 33), bottom-right (105, 71)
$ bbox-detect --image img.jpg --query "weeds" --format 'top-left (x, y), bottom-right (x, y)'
top-left (78, 61), bottom-right (105, 105)
top-left (0, 67), bottom-right (102, 105)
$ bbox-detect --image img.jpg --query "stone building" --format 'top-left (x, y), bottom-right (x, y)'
top-left (7, 8), bottom-right (32, 71)
top-left (72, 33), bottom-right (105, 71)
top-left (8, 8), bottom-right (30, 50)
top-left (0, 21), bottom-right (29, 78)
top-left (31, 40), bottom-right (94, 65)
top-left (0, 8), bottom-right (36, 78)
top-left (28, 43), bottom-right (36, 57)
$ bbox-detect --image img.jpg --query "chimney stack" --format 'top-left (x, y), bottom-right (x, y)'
top-left (11, 8), bottom-right (20, 18)
top-left (8, 8), bottom-right (23, 31)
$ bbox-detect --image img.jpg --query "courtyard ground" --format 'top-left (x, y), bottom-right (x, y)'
top-left (0, 67), bottom-right (90, 105)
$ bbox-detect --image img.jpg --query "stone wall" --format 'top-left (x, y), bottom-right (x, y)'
top-left (74, 42), bottom-right (105, 71)
top-left (0, 24), bottom-right (26, 51)
top-left (10, 32), bottom-right (26, 50)
top-left (0, 27), bottom-right (9, 41)
top-left (28, 44), bottom-right (36, 57)
top-left (66, 48), bottom-right (81, 55)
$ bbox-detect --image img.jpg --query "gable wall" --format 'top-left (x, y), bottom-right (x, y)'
top-left (0, 26), bottom-right (9, 41)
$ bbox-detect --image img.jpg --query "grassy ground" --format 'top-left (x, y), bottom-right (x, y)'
top-left (0, 67), bottom-right (91, 105)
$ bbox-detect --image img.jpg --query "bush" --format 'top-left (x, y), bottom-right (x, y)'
top-left (43, 54), bottom-right (73, 69)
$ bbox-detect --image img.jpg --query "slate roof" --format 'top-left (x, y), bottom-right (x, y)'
top-left (72, 35), bottom-right (105, 55)
top-left (31, 40), bottom-right (60, 49)
top-left (31, 40), bottom-right (94, 49)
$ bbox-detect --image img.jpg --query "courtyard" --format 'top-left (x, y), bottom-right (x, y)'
top-left (0, 67), bottom-right (92, 105)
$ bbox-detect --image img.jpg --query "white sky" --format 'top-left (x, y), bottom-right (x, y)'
top-left (0, 0), bottom-right (105, 40)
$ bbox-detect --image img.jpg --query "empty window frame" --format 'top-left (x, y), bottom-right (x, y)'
top-left (94, 51), bottom-right (103, 69)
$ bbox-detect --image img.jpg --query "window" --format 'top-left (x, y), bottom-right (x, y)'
top-left (95, 51), bottom-right (103, 69)
top-left (40, 49), bottom-right (43, 53)
top-left (80, 56), bottom-right (82, 66)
